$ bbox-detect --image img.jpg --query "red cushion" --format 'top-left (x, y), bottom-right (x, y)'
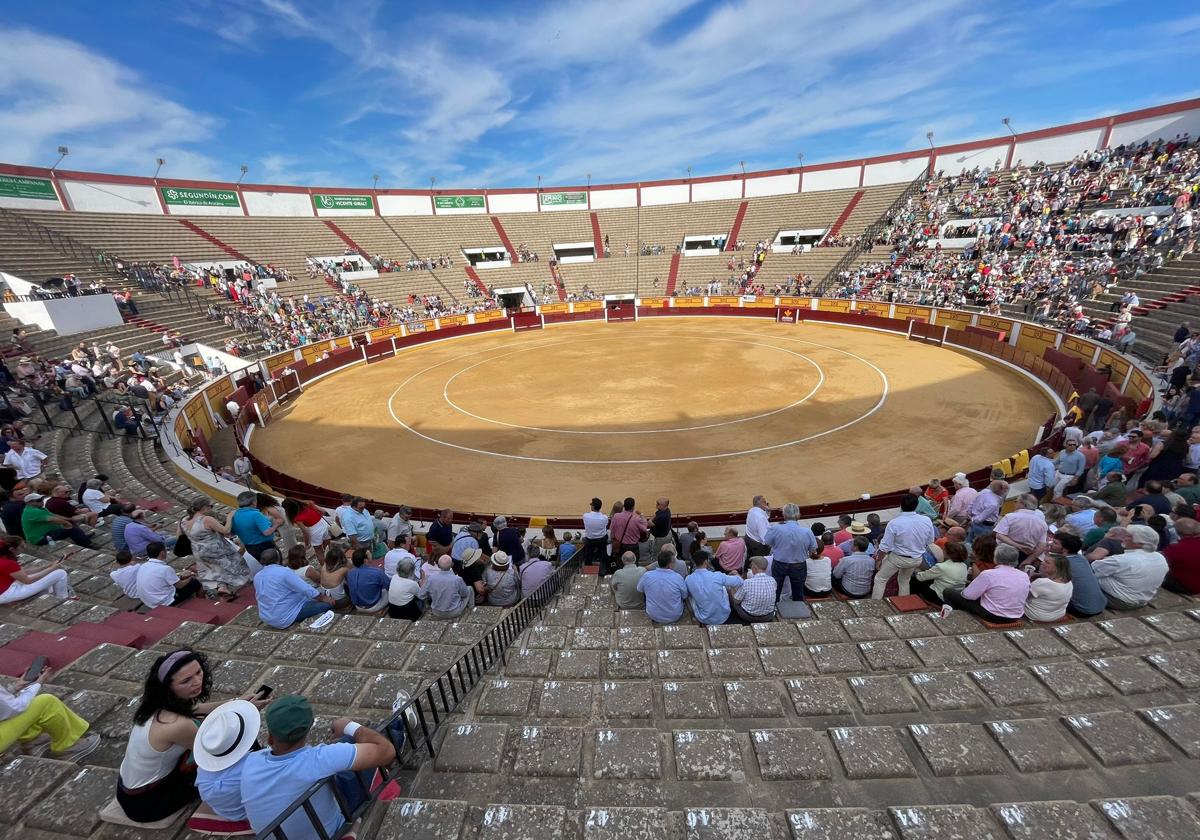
top-left (887, 595), bottom-right (932, 612)
top-left (5, 631), bottom-right (99, 669)
top-left (64, 622), bottom-right (146, 648)
top-left (148, 603), bottom-right (222, 625)
top-left (104, 612), bottom-right (180, 645)
top-left (0, 646), bottom-right (38, 677)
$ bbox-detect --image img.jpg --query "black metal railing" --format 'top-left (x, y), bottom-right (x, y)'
top-left (255, 555), bottom-right (582, 840)
top-left (817, 172), bottom-right (928, 296)
top-left (0, 205), bottom-right (119, 272)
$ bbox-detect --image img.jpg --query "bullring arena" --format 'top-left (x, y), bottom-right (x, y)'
top-left (0, 42), bottom-right (1199, 840)
top-left (252, 317), bottom-right (1056, 515)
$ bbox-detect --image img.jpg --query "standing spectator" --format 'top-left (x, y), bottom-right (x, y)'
top-left (581, 498), bottom-right (610, 573)
top-left (385, 505), bottom-right (414, 547)
top-left (965, 480), bottom-right (1007, 543)
top-left (426, 509), bottom-right (455, 559)
top-left (231, 490), bottom-right (277, 562)
top-left (609, 498), bottom-right (648, 565)
top-left (764, 503), bottom-right (818, 601)
top-left (492, 516), bottom-right (526, 567)
top-left (871, 494), bottom-right (937, 598)
top-left (1026, 448), bottom-right (1057, 501)
top-left (2, 439), bottom-right (46, 481)
top-left (744, 495), bottom-right (771, 558)
top-left (1053, 440), bottom-right (1087, 498)
top-left (647, 497), bottom-right (674, 557)
top-left (339, 497), bottom-right (375, 552)
top-left (232, 454), bottom-right (253, 488)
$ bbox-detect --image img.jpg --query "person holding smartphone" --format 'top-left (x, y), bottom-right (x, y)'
top-left (0, 661), bottom-right (99, 761)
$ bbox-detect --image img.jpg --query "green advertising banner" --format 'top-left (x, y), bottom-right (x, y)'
top-left (539, 191), bottom-right (587, 206)
top-left (0, 175), bottom-right (58, 201)
top-left (160, 186), bottom-right (241, 207)
top-left (312, 193), bottom-right (374, 211)
top-left (433, 195), bottom-right (485, 209)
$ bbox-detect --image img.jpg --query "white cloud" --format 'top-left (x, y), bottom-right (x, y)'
top-left (0, 27), bottom-right (222, 178)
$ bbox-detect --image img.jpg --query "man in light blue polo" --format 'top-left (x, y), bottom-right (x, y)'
top-left (686, 550), bottom-right (743, 625)
top-left (339, 497), bottom-right (376, 551)
top-left (636, 548), bottom-right (689, 624)
top-left (764, 503), bottom-right (818, 601)
top-left (231, 490), bottom-right (277, 561)
top-left (1026, 447), bottom-right (1057, 501)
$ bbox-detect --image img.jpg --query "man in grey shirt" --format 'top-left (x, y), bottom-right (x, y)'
top-left (609, 551), bottom-right (646, 609)
top-left (419, 556), bottom-right (472, 618)
top-left (1053, 439), bottom-right (1087, 498)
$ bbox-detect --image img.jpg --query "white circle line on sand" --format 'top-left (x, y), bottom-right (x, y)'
top-left (384, 332), bottom-right (890, 464)
top-left (439, 336), bottom-right (825, 434)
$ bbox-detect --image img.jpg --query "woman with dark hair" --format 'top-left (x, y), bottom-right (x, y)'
top-left (256, 493), bottom-right (292, 553)
top-left (1142, 427), bottom-right (1191, 482)
top-left (115, 650), bottom-right (268, 822)
top-left (319, 546), bottom-right (352, 610)
top-left (281, 497), bottom-right (330, 557)
top-left (968, 530), bottom-right (998, 580)
top-left (1147, 514), bottom-right (1174, 550)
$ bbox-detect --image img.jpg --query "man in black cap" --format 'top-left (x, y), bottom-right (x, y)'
top-left (240, 695), bottom-right (395, 840)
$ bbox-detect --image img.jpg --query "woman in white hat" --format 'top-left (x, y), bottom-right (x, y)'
top-left (483, 551), bottom-right (520, 607)
top-left (194, 699), bottom-right (262, 823)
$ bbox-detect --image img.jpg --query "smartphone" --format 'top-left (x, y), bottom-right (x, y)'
top-left (22, 656), bottom-right (48, 682)
top-left (255, 684), bottom-right (273, 700)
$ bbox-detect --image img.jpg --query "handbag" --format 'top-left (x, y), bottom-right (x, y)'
top-left (325, 516), bottom-right (344, 538)
top-left (173, 519), bottom-right (192, 557)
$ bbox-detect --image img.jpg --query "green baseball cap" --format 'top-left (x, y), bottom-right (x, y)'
top-left (265, 694), bottom-right (314, 742)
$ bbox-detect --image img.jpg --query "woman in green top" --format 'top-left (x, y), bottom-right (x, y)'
top-left (911, 542), bottom-right (970, 605)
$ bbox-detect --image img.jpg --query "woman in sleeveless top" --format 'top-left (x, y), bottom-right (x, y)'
top-left (282, 497), bottom-right (331, 558)
top-left (181, 497), bottom-right (250, 600)
top-left (319, 546), bottom-right (352, 610)
top-left (116, 649), bottom-right (267, 823)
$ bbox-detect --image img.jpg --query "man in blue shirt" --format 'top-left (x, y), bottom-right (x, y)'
top-left (1027, 447), bottom-right (1057, 501)
top-left (685, 551), bottom-right (743, 624)
top-left (231, 490), bottom-right (277, 561)
top-left (339, 497), bottom-right (375, 551)
top-left (195, 699), bottom-right (261, 822)
top-left (636, 549), bottom-right (690, 624)
top-left (254, 548), bottom-right (333, 628)
top-left (764, 503), bottom-right (818, 601)
top-left (427, 509), bottom-right (454, 558)
top-left (1055, 532), bottom-right (1106, 617)
top-left (346, 548), bottom-right (389, 613)
top-left (1053, 440), bottom-right (1087, 498)
top-left (240, 695), bottom-right (395, 840)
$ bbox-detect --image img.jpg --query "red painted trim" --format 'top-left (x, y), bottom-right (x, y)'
top-left (490, 216), bottom-right (517, 258)
top-left (237, 188), bottom-right (249, 217)
top-left (689, 173), bottom-right (744, 186)
top-left (1100, 117), bottom-right (1115, 150)
top-left (726, 201), bottom-right (748, 252)
top-left (176, 219), bottom-right (252, 262)
top-left (464, 266), bottom-right (488, 295)
top-left (240, 183), bottom-right (311, 195)
top-left (858, 162), bottom-right (865, 188)
top-left (664, 253), bottom-right (682, 296)
top-left (1004, 138), bottom-right (1017, 170)
top-left (322, 219), bottom-right (366, 254)
top-left (826, 190), bottom-right (865, 238)
top-left (589, 212), bottom-right (604, 258)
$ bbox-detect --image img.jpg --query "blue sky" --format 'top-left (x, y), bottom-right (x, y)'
top-left (1, 0), bottom-right (1198, 190)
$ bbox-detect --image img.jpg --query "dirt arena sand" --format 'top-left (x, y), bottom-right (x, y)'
top-left (250, 319), bottom-right (1055, 516)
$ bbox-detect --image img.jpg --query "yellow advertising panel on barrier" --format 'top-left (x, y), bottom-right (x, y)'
top-left (474, 310), bottom-right (507, 322)
top-left (573, 300), bottom-right (603, 312)
top-left (977, 315), bottom-right (1014, 334)
top-left (1016, 324), bottom-right (1058, 357)
top-left (855, 301), bottom-right (890, 317)
top-left (742, 297), bottom-right (778, 308)
top-left (931, 309), bottom-right (972, 330)
top-left (538, 303), bottom-right (569, 315)
top-left (709, 296), bottom-right (741, 306)
top-left (818, 299), bottom-right (852, 312)
top-left (674, 296), bottom-right (705, 307)
top-left (1059, 335), bottom-right (1097, 363)
top-left (437, 315), bottom-right (468, 328)
top-left (893, 305), bottom-right (931, 322)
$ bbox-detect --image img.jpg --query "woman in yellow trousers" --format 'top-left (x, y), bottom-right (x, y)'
top-left (0, 664), bottom-right (99, 760)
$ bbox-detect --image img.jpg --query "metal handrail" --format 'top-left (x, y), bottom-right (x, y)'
top-left (0, 205), bottom-right (117, 271)
top-left (817, 172), bottom-right (928, 295)
top-left (256, 554), bottom-right (582, 839)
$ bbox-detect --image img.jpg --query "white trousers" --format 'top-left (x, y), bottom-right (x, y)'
top-left (0, 569), bottom-right (71, 604)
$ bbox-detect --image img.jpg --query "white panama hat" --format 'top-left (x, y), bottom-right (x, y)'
top-left (194, 699), bottom-right (260, 772)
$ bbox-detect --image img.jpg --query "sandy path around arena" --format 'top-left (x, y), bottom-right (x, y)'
top-left (250, 318), bottom-right (1054, 516)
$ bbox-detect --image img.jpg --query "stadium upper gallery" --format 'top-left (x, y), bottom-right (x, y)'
top-left (0, 1), bottom-right (1199, 838)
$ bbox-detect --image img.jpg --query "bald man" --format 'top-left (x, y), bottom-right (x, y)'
top-left (648, 497), bottom-right (674, 557)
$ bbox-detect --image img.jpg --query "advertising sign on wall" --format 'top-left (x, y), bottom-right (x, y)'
top-left (433, 195), bottom-right (485, 209)
top-left (160, 187), bottom-right (241, 207)
top-left (539, 191), bottom-right (587, 206)
top-left (313, 193), bottom-right (374, 210)
top-left (0, 175), bottom-right (57, 200)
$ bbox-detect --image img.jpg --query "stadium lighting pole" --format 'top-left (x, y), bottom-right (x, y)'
top-left (236, 165), bottom-right (248, 186)
top-left (925, 131), bottom-right (935, 149)
top-left (152, 158), bottom-right (165, 180)
top-left (1002, 117), bottom-right (1016, 137)
top-left (50, 146), bottom-right (69, 171)
top-left (372, 173), bottom-right (379, 191)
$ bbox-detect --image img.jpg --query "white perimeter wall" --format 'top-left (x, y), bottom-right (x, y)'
top-left (863, 156), bottom-right (927, 186)
top-left (641, 183), bottom-right (689, 206)
top-left (435, 204), bottom-right (487, 215)
top-left (0, 194), bottom-right (61, 211)
top-left (170, 203), bottom-right (244, 217)
top-left (378, 195), bottom-right (432, 216)
top-left (488, 193), bottom-right (538, 213)
top-left (242, 191), bottom-right (313, 216)
top-left (1109, 108), bottom-right (1200, 147)
top-left (935, 143), bottom-right (1011, 175)
top-left (590, 188), bottom-right (637, 209)
top-left (692, 179), bottom-right (741, 202)
top-left (314, 204), bottom-right (374, 217)
top-left (802, 166), bottom-right (860, 192)
top-left (745, 173), bottom-right (799, 197)
top-left (1014, 128), bottom-right (1105, 165)
top-left (62, 181), bottom-right (161, 213)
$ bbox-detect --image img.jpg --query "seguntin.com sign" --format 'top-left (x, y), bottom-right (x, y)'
top-left (160, 187), bottom-right (241, 207)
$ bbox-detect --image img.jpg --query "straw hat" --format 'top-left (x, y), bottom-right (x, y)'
top-left (460, 547), bottom-right (483, 568)
top-left (847, 522), bottom-right (871, 536)
top-left (490, 550), bottom-right (510, 569)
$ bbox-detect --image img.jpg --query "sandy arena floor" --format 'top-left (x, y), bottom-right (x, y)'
top-left (250, 319), bottom-right (1056, 517)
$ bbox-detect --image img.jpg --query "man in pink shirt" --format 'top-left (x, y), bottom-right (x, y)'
top-left (994, 494), bottom-right (1049, 563)
top-left (609, 497), bottom-right (648, 568)
top-left (944, 474), bottom-right (978, 527)
top-left (943, 544), bottom-right (1030, 622)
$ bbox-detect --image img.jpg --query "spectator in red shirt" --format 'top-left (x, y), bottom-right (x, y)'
top-left (1162, 516), bottom-right (1200, 594)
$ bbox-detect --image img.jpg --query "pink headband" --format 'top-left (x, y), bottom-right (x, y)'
top-left (157, 650), bottom-right (191, 683)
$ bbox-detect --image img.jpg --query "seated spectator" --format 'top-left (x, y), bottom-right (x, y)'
top-left (0, 535), bottom-right (71, 605)
top-left (820, 530), bottom-right (844, 566)
top-left (0, 660), bottom-right (98, 761)
top-left (609, 551), bottom-right (646, 609)
top-left (111, 503), bottom-right (137, 551)
top-left (1091, 472), bottom-right (1128, 507)
top-left (383, 534), bottom-right (419, 578)
top-left (994, 494), bottom-right (1048, 563)
top-left (117, 650), bottom-right (268, 823)
top-left (254, 547), bottom-right (334, 629)
top-left (715, 527), bottom-right (746, 574)
top-left (46, 484), bottom-right (97, 528)
top-left (520, 548), bottom-right (555, 595)
top-left (0, 487), bottom-right (26, 537)
top-left (685, 550), bottom-right (743, 625)
top-left (136, 542), bottom-right (202, 608)
top-left (636, 548), bottom-right (690, 624)
top-left (346, 548), bottom-right (389, 614)
top-left (286, 545), bottom-right (320, 585)
top-left (1024, 553), bottom-right (1074, 622)
top-left (231, 490), bottom-right (277, 562)
top-left (240, 695), bottom-right (395, 840)
top-left (1051, 532), bottom-right (1106, 618)
top-left (194, 699), bottom-right (261, 822)
top-left (318, 547), bottom-right (352, 611)
top-left (20, 493), bottom-right (93, 548)
top-left (420, 555), bottom-right (473, 618)
top-left (1086, 525), bottom-right (1127, 562)
top-left (831, 535), bottom-right (875, 598)
top-left (968, 531), bottom-right (999, 578)
top-left (731, 556), bottom-right (777, 623)
top-left (1092, 523), bottom-right (1169, 609)
top-left (80, 478), bottom-right (123, 517)
top-left (837, 522), bottom-right (876, 558)
top-left (124, 510), bottom-right (174, 558)
top-left (678, 521), bottom-right (701, 560)
top-left (483, 551), bottom-right (520, 607)
top-left (1162, 516), bottom-right (1200, 594)
top-left (109, 549), bottom-right (140, 599)
top-left (912, 543), bottom-right (969, 605)
top-left (1082, 506), bottom-right (1119, 550)
top-left (805, 539), bottom-right (834, 598)
top-left (943, 544), bottom-right (1030, 622)
top-left (387, 556), bottom-right (423, 621)
top-left (558, 533), bottom-right (578, 563)
top-left (457, 547), bottom-right (487, 604)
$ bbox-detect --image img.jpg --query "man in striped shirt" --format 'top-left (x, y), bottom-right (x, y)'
top-left (732, 556), bottom-right (777, 623)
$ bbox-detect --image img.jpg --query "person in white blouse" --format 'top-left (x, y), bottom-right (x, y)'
top-left (0, 663), bottom-right (99, 761)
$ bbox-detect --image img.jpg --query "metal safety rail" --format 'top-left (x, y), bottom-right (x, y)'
top-left (255, 554), bottom-right (583, 840)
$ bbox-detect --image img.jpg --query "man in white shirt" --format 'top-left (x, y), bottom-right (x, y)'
top-left (232, 455), bottom-right (253, 487)
top-left (581, 497), bottom-right (610, 573)
top-left (3, 440), bottom-right (47, 481)
top-left (81, 478), bottom-right (123, 517)
top-left (135, 542), bottom-right (202, 608)
top-left (385, 505), bottom-right (414, 546)
top-left (1092, 524), bottom-right (1168, 610)
top-left (745, 495), bottom-right (771, 558)
top-left (109, 551), bottom-right (141, 599)
top-left (871, 494), bottom-right (938, 598)
top-left (383, 534), bottom-right (419, 578)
